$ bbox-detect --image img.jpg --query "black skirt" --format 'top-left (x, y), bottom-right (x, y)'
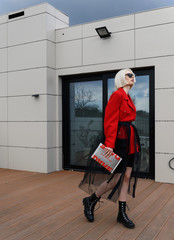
top-left (79, 122), bottom-right (141, 203)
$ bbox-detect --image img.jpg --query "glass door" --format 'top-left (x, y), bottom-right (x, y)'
top-left (63, 78), bottom-right (103, 169)
top-left (63, 68), bottom-right (154, 178)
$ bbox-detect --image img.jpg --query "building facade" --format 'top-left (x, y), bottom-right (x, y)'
top-left (0, 3), bottom-right (174, 184)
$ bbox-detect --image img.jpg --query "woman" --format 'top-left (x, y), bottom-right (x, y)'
top-left (79, 69), bottom-right (141, 229)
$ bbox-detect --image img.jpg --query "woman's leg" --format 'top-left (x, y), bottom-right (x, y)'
top-left (95, 173), bottom-right (121, 197)
top-left (83, 173), bottom-right (121, 222)
top-left (119, 167), bottom-right (132, 201)
top-left (117, 167), bottom-right (135, 229)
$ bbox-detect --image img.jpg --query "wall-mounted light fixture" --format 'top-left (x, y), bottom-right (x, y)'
top-left (32, 94), bottom-right (39, 98)
top-left (95, 26), bottom-right (111, 38)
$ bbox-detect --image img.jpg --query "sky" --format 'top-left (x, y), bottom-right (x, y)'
top-left (0, 0), bottom-right (174, 26)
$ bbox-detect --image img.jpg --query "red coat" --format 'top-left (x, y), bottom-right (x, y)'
top-left (104, 87), bottom-right (137, 154)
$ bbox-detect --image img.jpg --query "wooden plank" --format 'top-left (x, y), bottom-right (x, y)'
top-left (19, 201), bottom-right (111, 240)
top-left (39, 179), bottom-right (153, 240)
top-left (115, 184), bottom-right (174, 240)
top-left (41, 181), bottom-right (159, 240)
top-left (0, 170), bottom-right (173, 240)
top-left (1, 197), bottom-right (85, 240)
top-left (0, 171), bottom-right (81, 214)
top-left (0, 173), bottom-right (82, 221)
top-left (0, 173), bottom-right (84, 239)
top-left (0, 192), bottom-right (84, 239)
top-left (98, 181), bottom-right (162, 240)
top-left (136, 195), bottom-right (174, 240)
top-left (48, 202), bottom-right (116, 240)
top-left (154, 212), bottom-right (174, 240)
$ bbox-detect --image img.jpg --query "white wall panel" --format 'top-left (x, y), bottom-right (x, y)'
top-left (0, 147), bottom-right (8, 168)
top-left (156, 89), bottom-right (174, 121)
top-left (156, 122), bottom-right (174, 153)
top-left (47, 95), bottom-right (56, 121)
top-left (57, 95), bottom-right (62, 121)
top-left (9, 147), bottom-right (48, 172)
top-left (8, 68), bottom-right (47, 96)
top-left (0, 98), bottom-right (7, 121)
top-left (155, 153), bottom-right (174, 183)
top-left (135, 56), bottom-right (174, 89)
top-left (0, 24), bottom-right (7, 48)
top-left (47, 68), bottom-right (56, 95)
top-left (83, 31), bottom-right (134, 65)
top-left (0, 3), bottom-right (69, 173)
top-left (56, 25), bottom-right (82, 43)
top-left (25, 3), bottom-right (46, 17)
top-left (45, 3), bottom-right (69, 24)
top-left (56, 20), bottom-right (69, 30)
top-left (47, 14), bottom-right (56, 42)
top-left (47, 11), bottom-right (69, 42)
top-left (0, 122), bottom-right (7, 145)
top-left (83, 15), bottom-right (134, 38)
top-left (55, 9), bottom-right (69, 25)
top-left (58, 60), bottom-right (134, 76)
top-left (0, 73), bottom-right (7, 96)
top-left (135, 57), bottom-right (155, 68)
top-left (154, 56), bottom-right (174, 89)
top-left (56, 40), bottom-right (82, 68)
top-left (47, 122), bottom-right (57, 148)
top-left (8, 95), bottom-right (47, 121)
top-left (8, 41), bottom-right (46, 71)
top-left (47, 148), bottom-right (56, 172)
top-left (46, 3), bottom-right (56, 16)
top-left (56, 147), bottom-right (62, 171)
top-left (8, 14), bottom-right (46, 46)
top-left (8, 122), bottom-right (47, 148)
top-left (0, 48), bottom-right (7, 72)
top-left (135, 6), bottom-right (174, 28)
top-left (136, 23), bottom-right (174, 59)
top-left (57, 121), bottom-right (62, 147)
top-left (57, 75), bottom-right (62, 96)
top-left (0, 15), bottom-right (7, 24)
top-left (47, 41), bottom-right (56, 68)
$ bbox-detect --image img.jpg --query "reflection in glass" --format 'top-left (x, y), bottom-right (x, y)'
top-left (107, 76), bottom-right (150, 173)
top-left (70, 81), bottom-right (103, 166)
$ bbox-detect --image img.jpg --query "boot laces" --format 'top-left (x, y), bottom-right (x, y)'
top-left (87, 199), bottom-right (98, 215)
top-left (88, 199), bottom-right (103, 214)
top-left (94, 199), bottom-right (104, 211)
top-left (122, 212), bottom-right (131, 222)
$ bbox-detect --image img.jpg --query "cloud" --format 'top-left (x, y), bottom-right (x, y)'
top-left (143, 88), bottom-right (149, 97)
top-left (136, 97), bottom-right (149, 112)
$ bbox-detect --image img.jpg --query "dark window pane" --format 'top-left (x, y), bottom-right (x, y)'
top-left (69, 81), bottom-right (103, 166)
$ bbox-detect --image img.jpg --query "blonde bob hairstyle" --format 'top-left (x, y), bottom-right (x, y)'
top-left (114, 68), bottom-right (136, 90)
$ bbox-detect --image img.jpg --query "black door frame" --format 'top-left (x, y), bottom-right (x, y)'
top-left (62, 67), bottom-right (155, 179)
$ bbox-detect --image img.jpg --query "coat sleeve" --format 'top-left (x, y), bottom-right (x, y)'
top-left (104, 91), bottom-right (122, 148)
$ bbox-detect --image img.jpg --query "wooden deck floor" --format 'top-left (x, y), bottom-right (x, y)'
top-left (0, 169), bottom-right (173, 240)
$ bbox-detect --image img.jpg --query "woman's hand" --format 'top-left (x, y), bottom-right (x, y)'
top-left (104, 147), bottom-right (113, 158)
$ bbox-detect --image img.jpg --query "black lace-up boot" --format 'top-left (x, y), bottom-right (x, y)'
top-left (117, 201), bottom-right (135, 229)
top-left (82, 193), bottom-right (100, 222)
